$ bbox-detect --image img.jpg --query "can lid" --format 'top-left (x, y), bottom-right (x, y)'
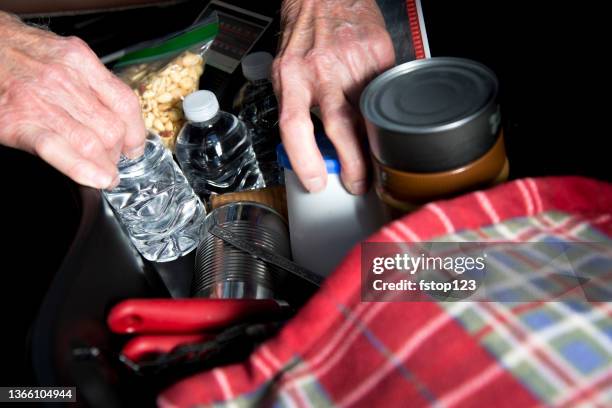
top-left (242, 52), bottom-right (273, 82)
top-left (276, 132), bottom-right (341, 174)
top-left (183, 90), bottom-right (219, 122)
top-left (360, 57), bottom-right (498, 134)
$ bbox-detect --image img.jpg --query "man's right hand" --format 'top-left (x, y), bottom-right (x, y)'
top-left (273, 0), bottom-right (395, 195)
top-left (0, 12), bottom-right (146, 189)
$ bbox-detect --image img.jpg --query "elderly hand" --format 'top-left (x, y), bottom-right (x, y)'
top-left (0, 12), bottom-right (146, 189)
top-left (273, 0), bottom-right (395, 194)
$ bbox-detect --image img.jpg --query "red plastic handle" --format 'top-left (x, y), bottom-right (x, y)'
top-left (121, 334), bottom-right (213, 362)
top-left (107, 298), bottom-right (288, 334)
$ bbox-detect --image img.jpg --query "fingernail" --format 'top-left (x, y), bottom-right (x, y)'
top-left (304, 176), bottom-right (326, 193)
top-left (94, 172), bottom-right (113, 189)
top-left (125, 145), bottom-right (145, 159)
top-left (348, 180), bottom-right (367, 195)
top-left (108, 173), bottom-right (120, 189)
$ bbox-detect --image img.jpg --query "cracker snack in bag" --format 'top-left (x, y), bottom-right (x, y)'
top-left (111, 14), bottom-right (218, 150)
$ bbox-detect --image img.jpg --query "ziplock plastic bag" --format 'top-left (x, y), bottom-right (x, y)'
top-left (112, 13), bottom-right (218, 150)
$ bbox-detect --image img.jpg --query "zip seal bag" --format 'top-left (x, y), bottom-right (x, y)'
top-left (111, 13), bottom-right (219, 150)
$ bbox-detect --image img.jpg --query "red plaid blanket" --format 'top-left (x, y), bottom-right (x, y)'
top-left (159, 177), bottom-right (612, 407)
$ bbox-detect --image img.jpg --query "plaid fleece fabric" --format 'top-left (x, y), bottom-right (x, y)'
top-left (159, 177), bottom-right (612, 408)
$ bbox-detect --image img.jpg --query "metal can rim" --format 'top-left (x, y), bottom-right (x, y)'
top-left (206, 201), bottom-right (287, 227)
top-left (360, 57), bottom-right (499, 135)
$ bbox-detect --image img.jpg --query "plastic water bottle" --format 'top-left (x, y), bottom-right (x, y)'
top-left (175, 90), bottom-right (264, 203)
top-left (233, 52), bottom-right (281, 186)
top-left (103, 132), bottom-right (206, 262)
top-left (233, 52), bottom-right (276, 114)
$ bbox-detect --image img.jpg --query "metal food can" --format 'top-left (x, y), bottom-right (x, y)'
top-left (192, 202), bottom-right (290, 299)
top-left (360, 57), bottom-right (508, 211)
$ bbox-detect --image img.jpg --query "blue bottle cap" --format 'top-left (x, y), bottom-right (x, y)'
top-left (276, 132), bottom-right (341, 174)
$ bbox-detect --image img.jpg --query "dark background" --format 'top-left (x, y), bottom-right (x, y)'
top-left (0, 0), bottom-right (607, 387)
top-left (421, 1), bottom-right (607, 181)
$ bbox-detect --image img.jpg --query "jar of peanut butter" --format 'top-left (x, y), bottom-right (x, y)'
top-left (360, 57), bottom-right (509, 213)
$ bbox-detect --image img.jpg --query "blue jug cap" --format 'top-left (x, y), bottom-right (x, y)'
top-left (276, 131), bottom-right (341, 174)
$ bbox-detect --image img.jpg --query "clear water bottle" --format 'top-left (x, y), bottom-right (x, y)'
top-left (175, 90), bottom-right (264, 203)
top-left (233, 52), bottom-right (276, 114)
top-left (233, 52), bottom-right (281, 186)
top-left (103, 132), bottom-right (206, 262)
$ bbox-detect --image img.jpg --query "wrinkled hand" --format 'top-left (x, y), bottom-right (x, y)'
top-left (273, 0), bottom-right (394, 194)
top-left (0, 12), bottom-right (145, 189)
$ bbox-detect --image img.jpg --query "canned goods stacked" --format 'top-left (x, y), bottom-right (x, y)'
top-left (360, 57), bottom-right (509, 212)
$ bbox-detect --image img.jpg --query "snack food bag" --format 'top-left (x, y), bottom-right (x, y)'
top-left (111, 14), bottom-right (218, 150)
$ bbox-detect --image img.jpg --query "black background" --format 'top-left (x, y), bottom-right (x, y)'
top-left (420, 1), bottom-right (608, 181)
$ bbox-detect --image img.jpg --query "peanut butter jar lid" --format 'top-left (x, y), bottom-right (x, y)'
top-left (361, 57), bottom-right (501, 173)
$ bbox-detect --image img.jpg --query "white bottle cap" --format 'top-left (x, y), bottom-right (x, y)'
top-left (183, 90), bottom-right (219, 122)
top-left (241, 52), bottom-right (273, 82)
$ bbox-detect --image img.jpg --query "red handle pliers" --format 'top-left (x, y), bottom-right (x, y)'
top-left (107, 298), bottom-right (289, 363)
